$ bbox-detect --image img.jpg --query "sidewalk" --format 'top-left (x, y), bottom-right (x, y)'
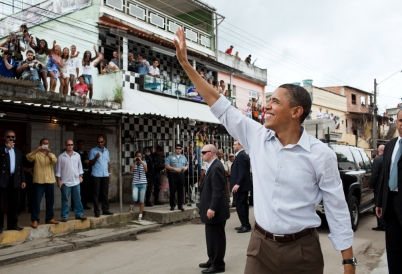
top-left (0, 202), bottom-right (200, 247)
top-left (370, 250), bottom-right (388, 274)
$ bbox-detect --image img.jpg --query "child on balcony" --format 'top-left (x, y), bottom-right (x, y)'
top-left (71, 75), bottom-right (88, 107)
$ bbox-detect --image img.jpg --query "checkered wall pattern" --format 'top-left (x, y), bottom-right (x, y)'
top-left (121, 117), bottom-right (234, 173)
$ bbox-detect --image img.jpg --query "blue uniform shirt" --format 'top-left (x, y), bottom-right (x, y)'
top-left (0, 59), bottom-right (15, 78)
top-left (89, 146), bottom-right (110, 177)
top-left (137, 60), bottom-right (150, 75)
top-left (165, 154), bottom-right (188, 173)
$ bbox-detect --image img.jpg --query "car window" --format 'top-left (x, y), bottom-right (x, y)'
top-left (359, 150), bottom-right (372, 169)
top-left (333, 146), bottom-right (357, 171)
top-left (350, 149), bottom-right (364, 170)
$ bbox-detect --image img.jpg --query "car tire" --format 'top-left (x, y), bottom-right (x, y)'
top-left (349, 195), bottom-right (359, 231)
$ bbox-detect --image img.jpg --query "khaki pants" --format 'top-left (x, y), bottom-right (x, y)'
top-left (244, 226), bottom-right (324, 274)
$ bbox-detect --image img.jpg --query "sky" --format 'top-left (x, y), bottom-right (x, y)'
top-left (203, 0), bottom-right (402, 113)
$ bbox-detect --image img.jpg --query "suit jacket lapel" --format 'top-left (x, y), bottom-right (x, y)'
top-left (4, 145), bottom-right (10, 168)
top-left (200, 160), bottom-right (217, 190)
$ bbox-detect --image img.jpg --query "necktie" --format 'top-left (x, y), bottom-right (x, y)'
top-left (389, 139), bottom-right (402, 191)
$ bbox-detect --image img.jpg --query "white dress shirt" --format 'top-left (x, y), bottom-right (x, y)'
top-left (149, 66), bottom-right (160, 76)
top-left (210, 95), bottom-right (353, 251)
top-left (55, 151), bottom-right (83, 187)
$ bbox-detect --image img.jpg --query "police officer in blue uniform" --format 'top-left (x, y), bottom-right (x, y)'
top-left (165, 144), bottom-right (188, 211)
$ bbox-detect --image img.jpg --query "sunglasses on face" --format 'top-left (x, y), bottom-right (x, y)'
top-left (97, 141), bottom-right (104, 144)
top-left (201, 151), bottom-right (211, 155)
top-left (66, 144), bottom-right (74, 146)
top-left (6, 136), bottom-right (15, 138)
top-left (175, 148), bottom-right (182, 150)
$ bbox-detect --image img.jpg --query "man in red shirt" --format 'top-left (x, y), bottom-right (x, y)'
top-left (225, 45), bottom-right (233, 55)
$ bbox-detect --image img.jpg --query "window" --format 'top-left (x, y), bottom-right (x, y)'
top-left (360, 95), bottom-right (366, 107)
top-left (232, 85), bottom-right (236, 97)
top-left (351, 149), bottom-right (364, 170)
top-left (249, 90), bottom-right (258, 102)
top-left (333, 146), bottom-right (357, 171)
top-left (359, 151), bottom-right (372, 169)
top-left (351, 93), bottom-right (356, 105)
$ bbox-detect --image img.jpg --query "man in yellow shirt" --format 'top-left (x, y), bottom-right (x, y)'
top-left (27, 138), bottom-right (60, 228)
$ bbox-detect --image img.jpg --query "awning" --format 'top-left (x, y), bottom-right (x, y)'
top-left (121, 89), bottom-right (220, 124)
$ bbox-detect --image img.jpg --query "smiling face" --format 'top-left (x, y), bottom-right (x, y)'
top-left (63, 47), bottom-right (69, 56)
top-left (264, 88), bottom-right (299, 132)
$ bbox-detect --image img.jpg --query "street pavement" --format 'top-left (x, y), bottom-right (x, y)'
top-left (1, 208), bottom-right (387, 274)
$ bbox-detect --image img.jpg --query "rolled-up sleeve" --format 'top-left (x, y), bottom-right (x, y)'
top-left (318, 152), bottom-right (354, 251)
top-left (210, 95), bottom-right (264, 152)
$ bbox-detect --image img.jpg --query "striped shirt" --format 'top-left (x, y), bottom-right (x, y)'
top-left (131, 160), bottom-right (147, 185)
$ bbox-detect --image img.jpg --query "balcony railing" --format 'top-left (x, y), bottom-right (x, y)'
top-left (103, 0), bottom-right (213, 50)
top-left (125, 73), bottom-right (235, 106)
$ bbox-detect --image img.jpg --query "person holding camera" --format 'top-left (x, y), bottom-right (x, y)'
top-left (20, 24), bottom-right (36, 54)
top-left (127, 52), bottom-right (137, 73)
top-left (137, 53), bottom-right (150, 75)
top-left (0, 130), bottom-right (26, 234)
top-left (0, 49), bottom-right (15, 78)
top-left (16, 50), bottom-right (45, 90)
top-left (0, 33), bottom-right (25, 62)
top-left (129, 151), bottom-right (148, 221)
top-left (195, 125), bottom-right (209, 176)
top-left (26, 138), bottom-right (60, 228)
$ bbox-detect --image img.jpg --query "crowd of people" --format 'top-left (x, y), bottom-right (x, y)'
top-left (225, 45), bottom-right (252, 64)
top-left (0, 24), bottom-right (163, 106)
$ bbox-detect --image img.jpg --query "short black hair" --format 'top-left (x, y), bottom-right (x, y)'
top-left (153, 58), bottom-right (159, 63)
top-left (39, 138), bottom-right (48, 145)
top-left (77, 139), bottom-right (84, 144)
top-left (26, 50), bottom-right (34, 55)
top-left (278, 84), bottom-right (312, 123)
top-left (156, 145), bottom-right (163, 152)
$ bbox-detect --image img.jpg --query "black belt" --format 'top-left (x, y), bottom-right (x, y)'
top-left (255, 222), bottom-right (314, 243)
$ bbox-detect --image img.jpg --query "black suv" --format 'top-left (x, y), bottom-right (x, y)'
top-left (316, 144), bottom-right (375, 231)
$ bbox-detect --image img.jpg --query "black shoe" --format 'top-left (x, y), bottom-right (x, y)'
top-left (372, 226), bottom-right (385, 231)
top-left (83, 206), bottom-right (92, 210)
top-left (8, 226), bottom-right (24, 231)
top-left (202, 266), bottom-right (225, 273)
top-left (237, 226), bottom-right (251, 233)
top-left (145, 203), bottom-right (153, 207)
top-left (75, 215), bottom-right (87, 221)
top-left (199, 263), bottom-right (212, 268)
top-left (61, 217), bottom-right (68, 222)
top-left (102, 211), bottom-right (114, 215)
top-left (235, 226), bottom-right (243, 230)
top-left (178, 207), bottom-right (185, 212)
top-left (95, 213), bottom-right (100, 218)
top-left (170, 207), bottom-right (175, 211)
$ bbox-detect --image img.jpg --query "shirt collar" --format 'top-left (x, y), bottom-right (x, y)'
top-left (235, 149), bottom-right (244, 156)
top-left (266, 126), bottom-right (311, 152)
top-left (62, 151), bottom-right (77, 157)
top-left (206, 157), bottom-right (217, 169)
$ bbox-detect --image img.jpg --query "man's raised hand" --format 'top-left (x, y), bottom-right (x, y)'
top-left (174, 28), bottom-right (188, 65)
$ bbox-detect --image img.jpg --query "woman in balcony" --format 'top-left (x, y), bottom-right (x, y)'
top-left (29, 39), bottom-right (52, 91)
top-left (59, 47), bottom-right (78, 95)
top-left (82, 46), bottom-right (98, 99)
top-left (46, 43), bottom-right (63, 92)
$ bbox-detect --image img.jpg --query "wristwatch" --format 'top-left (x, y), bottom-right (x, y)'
top-left (342, 258), bottom-right (357, 267)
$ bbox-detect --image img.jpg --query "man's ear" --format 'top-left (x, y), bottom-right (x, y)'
top-left (291, 106), bottom-right (304, 120)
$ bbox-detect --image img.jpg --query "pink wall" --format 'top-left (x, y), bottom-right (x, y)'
top-left (218, 72), bottom-right (265, 114)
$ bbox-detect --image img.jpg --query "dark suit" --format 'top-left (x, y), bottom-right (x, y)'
top-left (369, 154), bottom-right (385, 229)
top-left (377, 137), bottom-right (402, 273)
top-left (199, 159), bottom-right (230, 268)
top-left (0, 145), bottom-right (25, 230)
top-left (230, 150), bottom-right (251, 228)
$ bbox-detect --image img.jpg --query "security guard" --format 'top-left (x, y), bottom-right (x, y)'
top-left (165, 144), bottom-right (188, 211)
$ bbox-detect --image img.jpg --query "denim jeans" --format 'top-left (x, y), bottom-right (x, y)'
top-left (196, 146), bottom-right (203, 176)
top-left (61, 184), bottom-right (83, 218)
top-left (31, 183), bottom-right (54, 223)
top-left (132, 184), bottom-right (147, 203)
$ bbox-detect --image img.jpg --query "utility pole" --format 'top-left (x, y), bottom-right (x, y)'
top-left (373, 79), bottom-right (378, 155)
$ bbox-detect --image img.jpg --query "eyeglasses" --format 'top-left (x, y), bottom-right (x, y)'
top-left (201, 151), bottom-right (211, 155)
top-left (6, 136), bottom-right (15, 138)
top-left (66, 144), bottom-right (74, 146)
